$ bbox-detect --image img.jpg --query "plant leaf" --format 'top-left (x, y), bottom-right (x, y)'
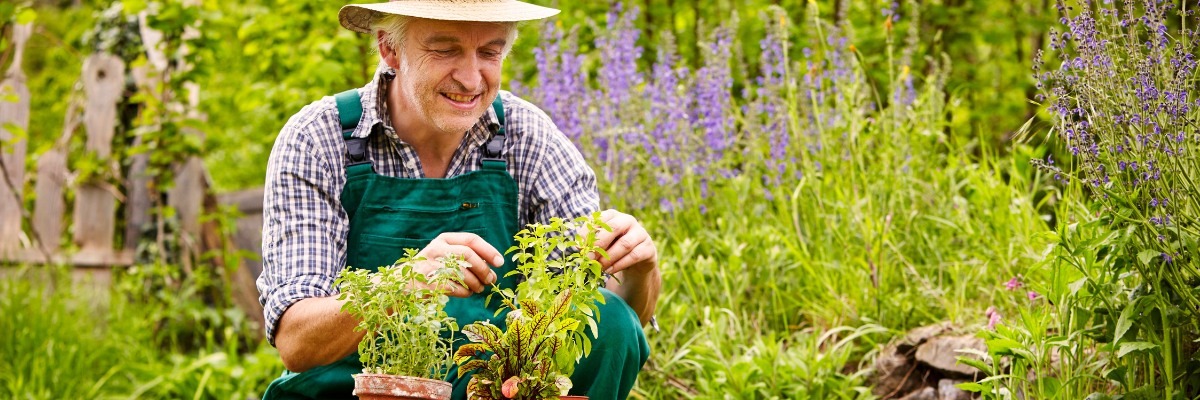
top-left (955, 382), bottom-right (986, 393)
top-left (1116, 341), bottom-right (1158, 358)
top-left (1136, 250), bottom-right (1160, 265)
top-left (1114, 300), bottom-right (1136, 344)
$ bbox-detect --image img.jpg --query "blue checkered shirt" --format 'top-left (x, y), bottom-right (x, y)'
top-left (256, 66), bottom-right (599, 345)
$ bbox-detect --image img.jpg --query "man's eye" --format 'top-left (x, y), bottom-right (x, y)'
top-left (433, 49), bottom-right (454, 56)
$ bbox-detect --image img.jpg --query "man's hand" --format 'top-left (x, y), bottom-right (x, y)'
top-left (588, 209), bottom-right (661, 326)
top-left (591, 209), bottom-right (658, 275)
top-left (415, 232), bottom-right (503, 297)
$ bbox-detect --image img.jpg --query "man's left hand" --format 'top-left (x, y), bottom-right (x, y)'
top-left (591, 209), bottom-right (657, 275)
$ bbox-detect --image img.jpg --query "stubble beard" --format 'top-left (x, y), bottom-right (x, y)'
top-left (399, 55), bottom-right (487, 136)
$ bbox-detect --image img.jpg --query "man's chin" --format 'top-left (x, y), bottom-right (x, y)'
top-left (435, 119), bottom-right (480, 135)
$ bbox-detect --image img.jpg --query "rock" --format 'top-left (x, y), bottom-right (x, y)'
top-left (871, 344), bottom-right (925, 398)
top-left (900, 387), bottom-right (937, 400)
top-left (899, 322), bottom-right (955, 353)
top-left (937, 379), bottom-right (972, 400)
top-left (914, 335), bottom-right (987, 377)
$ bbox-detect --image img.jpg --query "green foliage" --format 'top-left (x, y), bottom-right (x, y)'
top-left (458, 213), bottom-right (609, 399)
top-left (0, 267), bottom-right (282, 399)
top-left (335, 250), bottom-right (460, 378)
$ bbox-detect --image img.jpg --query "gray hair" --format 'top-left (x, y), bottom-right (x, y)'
top-left (370, 14), bottom-right (519, 59)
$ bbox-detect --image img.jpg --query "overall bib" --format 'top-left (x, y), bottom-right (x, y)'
top-left (261, 90), bottom-right (649, 400)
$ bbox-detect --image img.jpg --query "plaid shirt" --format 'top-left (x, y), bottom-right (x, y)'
top-left (256, 66), bottom-right (599, 345)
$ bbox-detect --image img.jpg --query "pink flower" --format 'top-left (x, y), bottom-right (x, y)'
top-left (1027, 291), bottom-right (1040, 301)
top-left (502, 376), bottom-right (522, 398)
top-left (985, 306), bottom-right (1002, 330)
top-left (1005, 275), bottom-right (1023, 291)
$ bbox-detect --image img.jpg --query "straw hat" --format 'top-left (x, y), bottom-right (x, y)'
top-left (339, 0), bottom-right (560, 33)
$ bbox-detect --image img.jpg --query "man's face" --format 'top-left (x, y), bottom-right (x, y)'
top-left (389, 18), bottom-right (509, 136)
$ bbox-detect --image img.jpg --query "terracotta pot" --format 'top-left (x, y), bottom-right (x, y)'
top-left (353, 373), bottom-right (453, 400)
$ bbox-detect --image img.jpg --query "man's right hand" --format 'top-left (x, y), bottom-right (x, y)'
top-left (414, 232), bottom-right (503, 297)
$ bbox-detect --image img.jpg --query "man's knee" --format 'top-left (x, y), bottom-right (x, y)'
top-left (589, 288), bottom-right (650, 369)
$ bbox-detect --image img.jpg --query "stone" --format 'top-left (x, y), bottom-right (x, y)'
top-left (871, 344), bottom-right (925, 398)
top-left (937, 379), bottom-right (972, 400)
top-left (899, 322), bottom-right (955, 352)
top-left (900, 387), bottom-right (937, 400)
top-left (914, 335), bottom-right (987, 377)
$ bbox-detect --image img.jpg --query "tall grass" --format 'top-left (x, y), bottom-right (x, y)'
top-left (0, 267), bottom-right (282, 399)
top-left (516, 2), bottom-right (1060, 398)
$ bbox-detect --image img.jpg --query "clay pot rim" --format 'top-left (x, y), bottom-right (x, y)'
top-left (353, 373), bottom-right (452, 386)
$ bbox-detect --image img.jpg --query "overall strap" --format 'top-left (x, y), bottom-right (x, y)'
top-left (334, 89), bottom-right (374, 177)
top-left (481, 95), bottom-right (507, 171)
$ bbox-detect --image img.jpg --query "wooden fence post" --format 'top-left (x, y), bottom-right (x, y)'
top-left (74, 54), bottom-right (124, 264)
top-left (0, 23), bottom-right (32, 256)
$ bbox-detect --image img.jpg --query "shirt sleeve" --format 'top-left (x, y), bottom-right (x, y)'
top-left (529, 124), bottom-right (600, 225)
top-left (256, 107), bottom-right (349, 346)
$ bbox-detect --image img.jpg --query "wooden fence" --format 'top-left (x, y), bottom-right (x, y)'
top-left (0, 20), bottom-right (267, 329)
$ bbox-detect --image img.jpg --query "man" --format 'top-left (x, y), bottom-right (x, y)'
top-left (255, 1), bottom-right (661, 399)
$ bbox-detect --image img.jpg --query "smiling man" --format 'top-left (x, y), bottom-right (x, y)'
top-left (255, 1), bottom-right (660, 399)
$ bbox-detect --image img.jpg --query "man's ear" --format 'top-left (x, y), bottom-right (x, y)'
top-left (377, 31), bottom-right (400, 70)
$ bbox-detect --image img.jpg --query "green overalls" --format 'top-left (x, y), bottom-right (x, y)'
top-left (261, 90), bottom-right (650, 400)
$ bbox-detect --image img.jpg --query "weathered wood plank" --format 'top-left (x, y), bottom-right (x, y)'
top-left (0, 23), bottom-right (32, 256)
top-left (73, 54), bottom-right (124, 260)
top-left (206, 188), bottom-right (265, 330)
top-left (123, 149), bottom-right (150, 251)
top-left (32, 147), bottom-right (66, 255)
top-left (0, 248), bottom-right (132, 267)
top-left (218, 187), bottom-right (264, 280)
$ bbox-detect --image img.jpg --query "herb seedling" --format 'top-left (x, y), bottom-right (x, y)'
top-left (336, 250), bottom-right (463, 379)
top-left (456, 213), bottom-right (610, 399)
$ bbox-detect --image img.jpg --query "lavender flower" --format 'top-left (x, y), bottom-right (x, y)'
top-left (531, 21), bottom-right (586, 143)
top-left (692, 23), bottom-right (736, 173)
top-left (1036, 0), bottom-right (1199, 312)
top-left (591, 2), bottom-right (643, 162)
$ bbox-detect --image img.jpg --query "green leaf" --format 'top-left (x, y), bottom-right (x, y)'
top-left (1115, 301), bottom-right (1136, 344)
top-left (955, 382), bottom-right (986, 393)
top-left (1137, 250), bottom-right (1161, 265)
top-left (15, 8), bottom-right (35, 24)
top-left (123, 0), bottom-right (148, 14)
top-left (1105, 366), bottom-right (1128, 388)
top-left (985, 337), bottom-right (1024, 357)
top-left (1033, 377), bottom-right (1061, 397)
top-left (587, 317), bottom-right (598, 338)
top-left (954, 355), bottom-right (992, 376)
top-left (1116, 342), bottom-right (1158, 358)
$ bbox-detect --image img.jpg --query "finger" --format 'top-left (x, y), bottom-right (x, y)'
top-left (608, 239), bottom-right (657, 274)
top-left (416, 260), bottom-right (475, 298)
top-left (602, 228), bottom-right (650, 270)
top-left (600, 208), bottom-right (620, 222)
top-left (592, 212), bottom-right (634, 252)
top-left (444, 244), bottom-right (496, 286)
top-left (438, 232), bottom-right (505, 267)
top-left (456, 265), bottom-right (486, 294)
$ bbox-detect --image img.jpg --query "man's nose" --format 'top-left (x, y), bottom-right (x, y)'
top-left (452, 54), bottom-right (484, 93)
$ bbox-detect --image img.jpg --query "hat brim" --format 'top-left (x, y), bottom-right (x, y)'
top-left (339, 1), bottom-right (560, 33)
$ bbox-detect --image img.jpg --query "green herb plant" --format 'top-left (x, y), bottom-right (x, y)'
top-left (336, 250), bottom-right (462, 378)
top-left (456, 213), bottom-right (610, 400)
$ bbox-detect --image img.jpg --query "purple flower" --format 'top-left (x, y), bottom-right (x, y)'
top-left (986, 306), bottom-right (1002, 330)
top-left (1005, 275), bottom-right (1023, 291)
top-left (692, 23), bottom-right (736, 167)
top-left (531, 21), bottom-right (586, 143)
top-left (1027, 291), bottom-right (1041, 301)
top-left (590, 2), bottom-right (644, 162)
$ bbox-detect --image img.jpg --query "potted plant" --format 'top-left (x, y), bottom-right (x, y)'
top-left (336, 250), bottom-right (463, 400)
top-left (455, 214), bottom-right (609, 400)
